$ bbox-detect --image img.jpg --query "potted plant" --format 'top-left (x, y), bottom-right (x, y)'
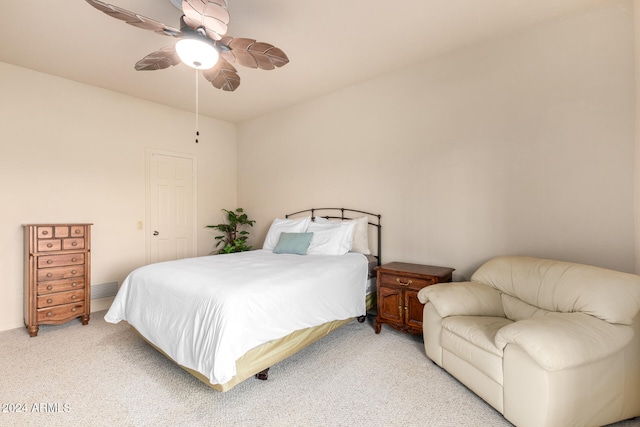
top-left (206, 208), bottom-right (256, 254)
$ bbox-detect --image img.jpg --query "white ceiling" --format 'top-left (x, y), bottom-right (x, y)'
top-left (0, 0), bottom-right (609, 123)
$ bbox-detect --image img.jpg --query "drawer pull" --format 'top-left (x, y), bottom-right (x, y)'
top-left (396, 278), bottom-right (412, 286)
top-left (46, 299), bottom-right (53, 304)
top-left (71, 257), bottom-right (77, 262)
top-left (71, 282), bottom-right (78, 287)
top-left (47, 260), bottom-right (53, 264)
top-left (71, 270), bottom-right (77, 274)
top-left (46, 312), bottom-right (52, 317)
top-left (71, 307), bottom-right (77, 312)
top-left (43, 230), bottom-right (49, 235)
top-left (47, 243), bottom-right (53, 248)
top-left (47, 285), bottom-right (53, 291)
top-left (75, 230), bottom-right (81, 234)
top-left (46, 273), bottom-right (52, 278)
top-left (71, 242), bottom-right (78, 247)
top-left (71, 295), bottom-right (77, 300)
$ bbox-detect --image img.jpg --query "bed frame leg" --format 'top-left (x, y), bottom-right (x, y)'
top-left (255, 368), bottom-right (269, 380)
top-left (357, 315), bottom-right (366, 323)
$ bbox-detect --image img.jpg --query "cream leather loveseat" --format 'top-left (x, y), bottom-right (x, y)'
top-left (417, 256), bottom-right (640, 427)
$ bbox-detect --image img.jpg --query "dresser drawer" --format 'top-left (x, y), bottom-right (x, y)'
top-left (37, 239), bottom-right (62, 252)
top-left (62, 238), bottom-right (85, 250)
top-left (54, 226), bottom-right (70, 238)
top-left (38, 278), bottom-right (85, 295)
top-left (37, 265), bottom-right (85, 282)
top-left (38, 253), bottom-right (85, 268)
top-left (70, 226), bottom-right (85, 238)
top-left (379, 272), bottom-right (433, 291)
top-left (37, 289), bottom-right (85, 308)
top-left (37, 227), bottom-right (54, 239)
top-left (37, 302), bottom-right (85, 323)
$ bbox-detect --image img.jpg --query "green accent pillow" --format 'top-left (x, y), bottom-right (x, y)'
top-left (273, 232), bottom-right (313, 255)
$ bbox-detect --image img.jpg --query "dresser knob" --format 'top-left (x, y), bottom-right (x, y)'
top-left (47, 243), bottom-right (53, 248)
top-left (71, 295), bottom-right (77, 300)
top-left (71, 308), bottom-right (77, 312)
top-left (71, 270), bottom-right (77, 274)
top-left (46, 273), bottom-right (52, 277)
top-left (71, 258), bottom-right (77, 262)
top-left (46, 312), bottom-right (52, 317)
top-left (43, 231), bottom-right (49, 235)
top-left (75, 230), bottom-right (81, 234)
top-left (71, 242), bottom-right (78, 247)
top-left (47, 285), bottom-right (53, 290)
top-left (47, 299), bottom-right (53, 304)
top-left (71, 282), bottom-right (77, 287)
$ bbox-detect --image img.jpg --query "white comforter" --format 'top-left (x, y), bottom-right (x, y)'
top-left (104, 250), bottom-right (368, 385)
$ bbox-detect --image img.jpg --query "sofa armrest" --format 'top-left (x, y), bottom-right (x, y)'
top-left (418, 282), bottom-right (505, 318)
top-left (495, 312), bottom-right (634, 371)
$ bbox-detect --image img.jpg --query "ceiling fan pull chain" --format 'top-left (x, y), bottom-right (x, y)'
top-left (195, 68), bottom-right (200, 143)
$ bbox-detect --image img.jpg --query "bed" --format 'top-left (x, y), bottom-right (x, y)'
top-left (105, 208), bottom-right (381, 392)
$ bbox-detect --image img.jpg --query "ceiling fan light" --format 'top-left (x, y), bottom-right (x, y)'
top-left (175, 38), bottom-right (219, 69)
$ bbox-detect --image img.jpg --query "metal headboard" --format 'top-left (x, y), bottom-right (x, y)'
top-left (285, 208), bottom-right (382, 265)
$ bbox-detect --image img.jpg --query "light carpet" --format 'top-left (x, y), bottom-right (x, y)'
top-left (1, 311), bottom-right (639, 427)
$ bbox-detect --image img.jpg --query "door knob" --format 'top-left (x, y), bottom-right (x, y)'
top-left (153, 231), bottom-right (159, 236)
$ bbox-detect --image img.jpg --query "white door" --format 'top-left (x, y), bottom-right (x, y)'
top-left (146, 150), bottom-right (196, 264)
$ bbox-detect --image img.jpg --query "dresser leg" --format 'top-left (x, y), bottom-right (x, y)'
top-left (81, 314), bottom-right (90, 325)
top-left (28, 325), bottom-right (39, 337)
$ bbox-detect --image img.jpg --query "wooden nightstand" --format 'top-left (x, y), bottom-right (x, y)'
top-left (374, 262), bottom-right (454, 334)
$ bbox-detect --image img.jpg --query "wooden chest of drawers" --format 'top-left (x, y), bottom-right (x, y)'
top-left (374, 262), bottom-right (454, 335)
top-left (23, 224), bottom-right (92, 337)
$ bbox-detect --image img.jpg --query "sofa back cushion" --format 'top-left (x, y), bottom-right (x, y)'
top-left (471, 256), bottom-right (640, 325)
top-left (501, 294), bottom-right (550, 322)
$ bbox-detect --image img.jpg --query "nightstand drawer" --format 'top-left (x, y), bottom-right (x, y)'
top-left (379, 272), bottom-right (433, 290)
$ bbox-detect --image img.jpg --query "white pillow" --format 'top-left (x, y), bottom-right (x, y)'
top-left (263, 217), bottom-right (311, 251)
top-left (314, 216), bottom-right (371, 255)
top-left (306, 221), bottom-right (355, 255)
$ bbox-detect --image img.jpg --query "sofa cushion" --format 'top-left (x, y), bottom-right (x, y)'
top-left (441, 316), bottom-right (513, 384)
top-left (471, 256), bottom-right (640, 325)
top-left (495, 312), bottom-right (635, 370)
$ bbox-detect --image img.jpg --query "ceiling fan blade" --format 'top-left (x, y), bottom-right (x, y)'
top-left (135, 46), bottom-right (181, 71)
top-left (86, 0), bottom-right (181, 36)
top-left (220, 37), bottom-right (289, 70)
top-left (182, 0), bottom-right (229, 41)
top-left (202, 59), bottom-right (240, 91)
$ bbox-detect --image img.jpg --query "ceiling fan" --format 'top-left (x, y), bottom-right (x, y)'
top-left (86, 0), bottom-right (289, 91)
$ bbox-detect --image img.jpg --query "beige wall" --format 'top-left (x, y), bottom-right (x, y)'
top-left (2, 0), bottom-right (637, 332)
top-left (0, 62), bottom-right (237, 331)
top-left (238, 0), bottom-right (636, 281)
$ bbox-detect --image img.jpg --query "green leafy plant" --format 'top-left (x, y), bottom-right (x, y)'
top-left (206, 208), bottom-right (255, 254)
